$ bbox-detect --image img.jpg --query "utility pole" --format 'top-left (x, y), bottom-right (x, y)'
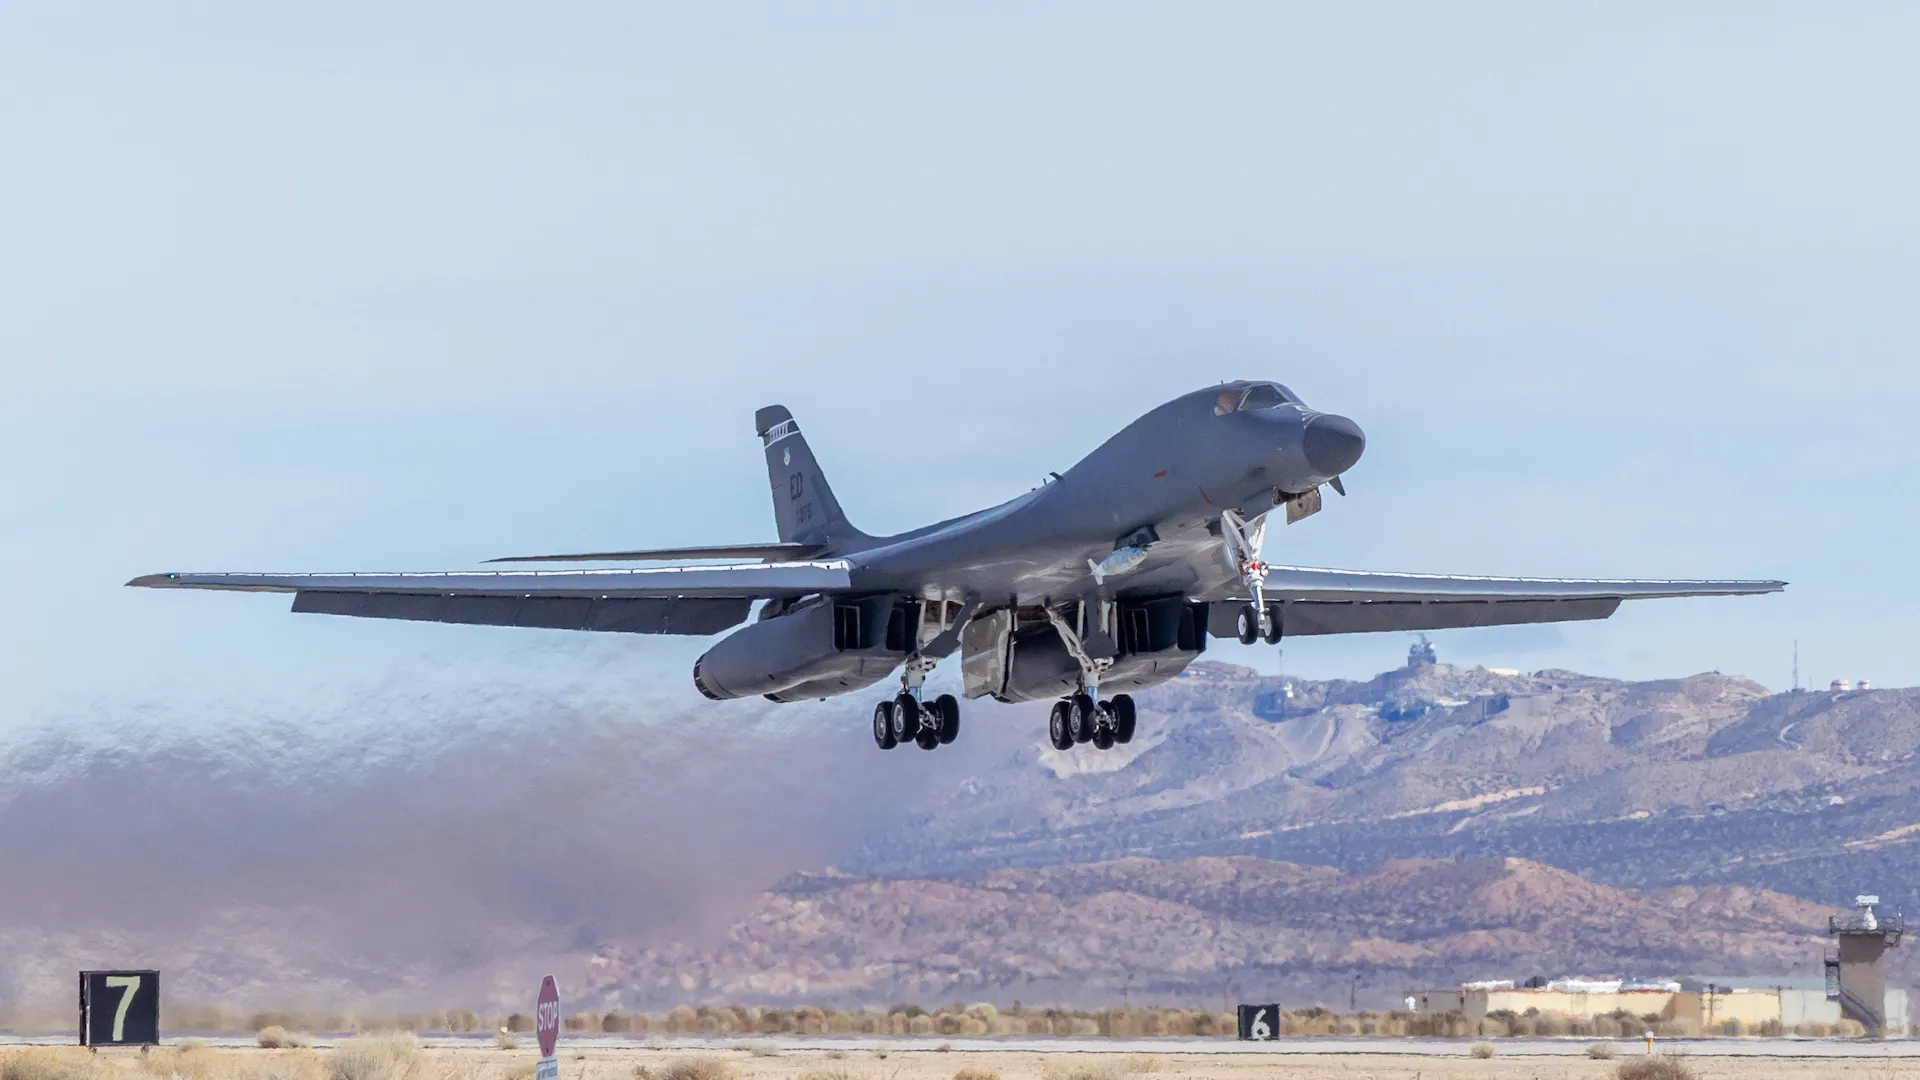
top-left (1793, 640), bottom-right (1800, 692)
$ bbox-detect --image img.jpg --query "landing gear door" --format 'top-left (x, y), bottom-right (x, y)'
top-left (960, 608), bottom-right (1015, 700)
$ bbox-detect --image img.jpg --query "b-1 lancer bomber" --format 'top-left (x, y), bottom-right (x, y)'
top-left (132, 382), bottom-right (1783, 754)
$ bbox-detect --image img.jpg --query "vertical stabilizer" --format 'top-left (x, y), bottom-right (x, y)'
top-left (756, 406), bottom-right (869, 550)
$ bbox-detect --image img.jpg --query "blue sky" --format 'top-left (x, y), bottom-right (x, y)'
top-left (3, 2), bottom-right (1917, 734)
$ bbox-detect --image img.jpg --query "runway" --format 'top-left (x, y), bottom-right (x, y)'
top-left (3, 1033), bottom-right (1915, 1056)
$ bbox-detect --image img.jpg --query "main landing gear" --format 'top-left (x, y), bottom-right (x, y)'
top-left (872, 653), bottom-right (960, 751)
top-left (1040, 603), bottom-right (1138, 752)
top-left (1047, 692), bottom-right (1136, 752)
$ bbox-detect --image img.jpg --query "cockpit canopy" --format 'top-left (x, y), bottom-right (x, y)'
top-left (1214, 381), bottom-right (1301, 415)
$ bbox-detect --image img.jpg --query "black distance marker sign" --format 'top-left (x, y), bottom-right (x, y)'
top-left (1236, 1003), bottom-right (1279, 1040)
top-left (79, 970), bottom-right (160, 1047)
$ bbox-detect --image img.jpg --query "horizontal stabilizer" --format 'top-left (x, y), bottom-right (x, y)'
top-left (485, 542), bottom-right (826, 564)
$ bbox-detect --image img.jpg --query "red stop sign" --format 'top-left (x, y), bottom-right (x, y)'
top-left (535, 974), bottom-right (561, 1059)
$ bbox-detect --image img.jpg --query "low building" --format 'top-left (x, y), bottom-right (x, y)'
top-left (1412, 979), bottom-right (1911, 1036)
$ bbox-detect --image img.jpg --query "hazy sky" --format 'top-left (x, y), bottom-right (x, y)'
top-left (3, 2), bottom-right (1917, 734)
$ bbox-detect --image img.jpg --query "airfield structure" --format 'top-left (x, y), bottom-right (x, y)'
top-left (1827, 894), bottom-right (1904, 1037)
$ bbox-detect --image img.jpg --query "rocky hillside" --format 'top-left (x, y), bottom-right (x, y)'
top-left (2, 657), bottom-right (1914, 1018)
top-left (855, 661), bottom-right (1920, 916)
top-left (579, 855), bottom-right (1840, 1009)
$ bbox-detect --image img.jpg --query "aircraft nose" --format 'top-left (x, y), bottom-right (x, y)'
top-left (1302, 413), bottom-right (1365, 476)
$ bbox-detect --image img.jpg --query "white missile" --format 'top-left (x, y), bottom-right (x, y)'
top-left (1088, 545), bottom-right (1149, 585)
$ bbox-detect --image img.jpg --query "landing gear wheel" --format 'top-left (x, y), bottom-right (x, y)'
top-left (931, 694), bottom-right (960, 745)
top-left (1263, 603), bottom-right (1284, 645)
top-left (891, 694), bottom-right (922, 741)
top-left (1236, 603), bottom-right (1261, 645)
top-left (1110, 694), bottom-right (1137, 744)
top-left (916, 729), bottom-right (940, 750)
top-left (1048, 700), bottom-right (1074, 751)
top-left (1070, 693), bottom-right (1098, 743)
top-left (873, 700), bottom-right (898, 750)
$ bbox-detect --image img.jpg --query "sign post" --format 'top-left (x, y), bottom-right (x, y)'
top-left (79, 970), bottom-right (161, 1048)
top-left (535, 975), bottom-right (560, 1080)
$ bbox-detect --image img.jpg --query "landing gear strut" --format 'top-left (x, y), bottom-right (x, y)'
top-left (872, 653), bottom-right (960, 751)
top-left (1041, 603), bottom-right (1138, 753)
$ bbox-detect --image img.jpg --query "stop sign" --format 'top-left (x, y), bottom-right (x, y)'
top-left (535, 975), bottom-right (560, 1059)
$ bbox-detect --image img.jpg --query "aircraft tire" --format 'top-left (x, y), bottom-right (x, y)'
top-left (1236, 604), bottom-right (1261, 645)
top-left (1070, 694), bottom-right (1097, 743)
top-left (891, 694), bottom-right (922, 741)
top-left (1093, 726), bottom-right (1115, 750)
top-left (1111, 694), bottom-right (1137, 743)
top-left (915, 729), bottom-right (940, 750)
top-left (1263, 603), bottom-right (1284, 645)
top-left (933, 694), bottom-right (961, 745)
top-left (1048, 701), bottom-right (1074, 751)
top-left (873, 700), bottom-right (898, 750)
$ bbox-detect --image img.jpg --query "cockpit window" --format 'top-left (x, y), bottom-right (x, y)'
top-left (1216, 382), bottom-right (1298, 414)
top-left (1238, 383), bottom-right (1288, 410)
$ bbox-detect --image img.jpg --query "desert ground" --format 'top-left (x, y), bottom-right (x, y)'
top-left (10, 1041), bottom-right (1920, 1080)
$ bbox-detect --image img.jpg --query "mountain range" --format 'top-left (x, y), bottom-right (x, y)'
top-left (2, 654), bottom-right (1914, 1019)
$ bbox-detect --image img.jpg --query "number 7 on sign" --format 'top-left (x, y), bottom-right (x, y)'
top-left (104, 975), bottom-right (141, 1042)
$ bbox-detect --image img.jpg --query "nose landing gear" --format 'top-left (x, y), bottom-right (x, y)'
top-left (1222, 509), bottom-right (1285, 646)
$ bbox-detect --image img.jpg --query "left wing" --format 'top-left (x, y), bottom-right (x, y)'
top-left (1207, 565), bottom-right (1784, 637)
top-left (126, 560), bottom-right (852, 635)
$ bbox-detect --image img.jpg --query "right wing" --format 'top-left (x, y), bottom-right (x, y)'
top-left (1208, 564), bottom-right (1784, 637)
top-left (126, 560), bottom-right (852, 635)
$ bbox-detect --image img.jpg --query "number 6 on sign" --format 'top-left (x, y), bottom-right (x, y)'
top-left (1236, 1002), bottom-right (1280, 1041)
top-left (105, 975), bottom-right (141, 1042)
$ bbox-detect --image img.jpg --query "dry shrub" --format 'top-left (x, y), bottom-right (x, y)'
top-left (1616, 1059), bottom-right (1698, 1080)
top-left (497, 1031), bottom-right (518, 1051)
top-left (1, 1049), bottom-right (116, 1080)
top-left (744, 1043), bottom-right (781, 1059)
top-left (1120, 1057), bottom-right (1159, 1075)
top-left (259, 1027), bottom-right (314, 1050)
top-left (1041, 1061), bottom-right (1122, 1080)
top-left (824, 1052), bottom-right (846, 1061)
top-left (501, 1065), bottom-right (537, 1080)
top-left (655, 1058), bottom-right (734, 1080)
top-left (953, 1070), bottom-right (1000, 1080)
top-left (1468, 1042), bottom-right (1495, 1059)
top-left (799, 1070), bottom-right (862, 1080)
top-left (1587, 1042), bottom-right (1618, 1060)
top-left (146, 1043), bottom-right (325, 1080)
top-left (328, 1035), bottom-right (421, 1080)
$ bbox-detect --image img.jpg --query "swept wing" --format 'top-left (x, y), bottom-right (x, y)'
top-left (1210, 565), bottom-right (1785, 637)
top-left (126, 560), bottom-right (851, 636)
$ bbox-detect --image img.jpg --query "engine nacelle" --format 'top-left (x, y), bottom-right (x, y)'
top-left (692, 595), bottom-right (915, 701)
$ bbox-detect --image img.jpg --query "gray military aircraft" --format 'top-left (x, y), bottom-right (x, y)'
top-left (131, 381), bottom-right (1783, 753)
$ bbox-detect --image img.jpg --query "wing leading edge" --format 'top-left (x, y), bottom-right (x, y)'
top-left (126, 560), bottom-right (853, 636)
top-left (1207, 565), bottom-right (1785, 638)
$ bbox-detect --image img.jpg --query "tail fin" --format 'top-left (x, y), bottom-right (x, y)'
top-left (756, 405), bottom-right (870, 550)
